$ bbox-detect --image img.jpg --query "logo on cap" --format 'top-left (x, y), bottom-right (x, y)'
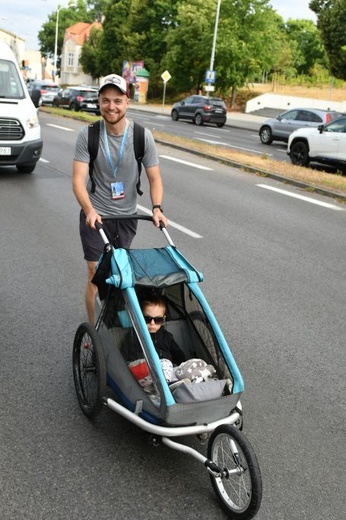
top-left (99, 74), bottom-right (128, 95)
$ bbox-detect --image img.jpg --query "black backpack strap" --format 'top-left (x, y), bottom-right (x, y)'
top-left (88, 120), bottom-right (101, 194)
top-left (133, 121), bottom-right (145, 196)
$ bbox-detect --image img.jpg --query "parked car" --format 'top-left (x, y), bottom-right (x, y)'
top-left (171, 95), bottom-right (227, 127)
top-left (27, 80), bottom-right (60, 107)
top-left (52, 86), bottom-right (100, 114)
top-left (259, 108), bottom-right (343, 145)
top-left (287, 116), bottom-right (346, 174)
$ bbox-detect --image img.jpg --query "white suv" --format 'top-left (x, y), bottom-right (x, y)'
top-left (287, 116), bottom-right (346, 174)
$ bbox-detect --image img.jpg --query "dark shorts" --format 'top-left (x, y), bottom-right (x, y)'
top-left (79, 211), bottom-right (138, 262)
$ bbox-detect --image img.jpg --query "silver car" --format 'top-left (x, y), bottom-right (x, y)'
top-left (27, 80), bottom-right (60, 108)
top-left (259, 108), bottom-right (342, 145)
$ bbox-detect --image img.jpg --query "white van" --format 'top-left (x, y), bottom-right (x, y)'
top-left (0, 42), bottom-right (43, 173)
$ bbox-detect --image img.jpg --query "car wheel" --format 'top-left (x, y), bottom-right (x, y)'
top-left (70, 102), bottom-right (77, 111)
top-left (216, 123), bottom-right (224, 128)
top-left (194, 113), bottom-right (203, 126)
top-left (290, 141), bottom-right (310, 167)
top-left (259, 125), bottom-right (273, 144)
top-left (171, 109), bottom-right (179, 121)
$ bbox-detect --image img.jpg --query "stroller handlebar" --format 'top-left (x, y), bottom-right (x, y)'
top-left (95, 214), bottom-right (175, 247)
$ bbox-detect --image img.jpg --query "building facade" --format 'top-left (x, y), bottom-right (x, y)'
top-left (60, 22), bottom-right (102, 86)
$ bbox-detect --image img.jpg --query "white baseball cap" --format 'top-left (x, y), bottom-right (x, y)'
top-left (98, 74), bottom-right (129, 96)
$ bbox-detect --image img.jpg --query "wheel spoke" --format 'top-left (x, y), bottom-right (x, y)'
top-left (208, 425), bottom-right (262, 517)
top-left (216, 435), bottom-right (251, 510)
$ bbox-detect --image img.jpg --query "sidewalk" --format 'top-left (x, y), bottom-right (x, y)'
top-left (128, 102), bottom-right (266, 131)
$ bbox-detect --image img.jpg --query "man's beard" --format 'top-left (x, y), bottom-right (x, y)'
top-left (103, 111), bottom-right (126, 127)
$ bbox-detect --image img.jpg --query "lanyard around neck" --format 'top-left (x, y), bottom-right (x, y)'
top-left (103, 119), bottom-right (129, 178)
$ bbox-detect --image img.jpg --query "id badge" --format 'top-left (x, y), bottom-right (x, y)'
top-left (111, 181), bottom-right (125, 200)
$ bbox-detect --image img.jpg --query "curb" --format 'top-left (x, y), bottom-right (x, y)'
top-left (154, 138), bottom-right (346, 204)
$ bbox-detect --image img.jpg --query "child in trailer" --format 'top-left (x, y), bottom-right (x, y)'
top-left (123, 292), bottom-right (218, 400)
top-left (124, 293), bottom-right (186, 367)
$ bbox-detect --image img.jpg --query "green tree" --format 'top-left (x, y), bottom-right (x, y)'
top-left (164, 0), bottom-right (287, 102)
top-left (79, 26), bottom-right (104, 80)
top-left (98, 0), bottom-right (179, 92)
top-left (285, 19), bottom-right (327, 75)
top-left (310, 0), bottom-right (346, 79)
top-left (217, 1), bottom-right (288, 99)
top-left (38, 0), bottom-right (103, 72)
top-left (164, 0), bottom-right (214, 93)
top-left (125, 0), bottom-right (179, 91)
top-left (95, 0), bottom-right (132, 75)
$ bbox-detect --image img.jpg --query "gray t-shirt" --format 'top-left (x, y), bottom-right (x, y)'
top-left (74, 119), bottom-right (159, 215)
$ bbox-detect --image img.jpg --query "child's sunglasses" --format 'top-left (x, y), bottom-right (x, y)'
top-left (143, 315), bottom-right (166, 325)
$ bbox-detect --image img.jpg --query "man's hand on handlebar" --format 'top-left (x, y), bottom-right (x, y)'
top-left (85, 209), bottom-right (102, 229)
top-left (152, 208), bottom-right (168, 228)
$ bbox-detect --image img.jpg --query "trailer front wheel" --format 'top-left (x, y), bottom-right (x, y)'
top-left (208, 425), bottom-right (262, 519)
top-left (73, 322), bottom-right (106, 418)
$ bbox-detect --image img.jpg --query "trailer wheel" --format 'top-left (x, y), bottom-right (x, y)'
top-left (72, 322), bottom-right (106, 418)
top-left (208, 425), bottom-right (262, 519)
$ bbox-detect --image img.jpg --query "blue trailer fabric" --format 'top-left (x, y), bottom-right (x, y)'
top-left (106, 246), bottom-right (203, 289)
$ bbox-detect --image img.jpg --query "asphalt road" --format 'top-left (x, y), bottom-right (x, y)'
top-left (0, 112), bottom-right (345, 520)
top-left (126, 107), bottom-right (290, 164)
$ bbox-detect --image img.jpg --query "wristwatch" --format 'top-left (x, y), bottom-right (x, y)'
top-left (152, 205), bottom-right (163, 212)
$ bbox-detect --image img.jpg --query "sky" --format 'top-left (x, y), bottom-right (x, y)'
top-left (1, 0), bottom-right (317, 51)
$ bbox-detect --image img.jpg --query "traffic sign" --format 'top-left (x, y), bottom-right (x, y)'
top-left (205, 70), bottom-right (216, 84)
top-left (161, 70), bottom-right (171, 83)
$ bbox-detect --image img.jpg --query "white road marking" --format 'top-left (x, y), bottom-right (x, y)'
top-left (257, 184), bottom-right (344, 210)
top-left (39, 158), bottom-right (49, 163)
top-left (137, 204), bottom-right (203, 238)
top-left (46, 123), bottom-right (74, 131)
top-left (195, 131), bottom-right (221, 138)
top-left (159, 155), bottom-right (213, 170)
top-left (196, 138), bottom-right (270, 155)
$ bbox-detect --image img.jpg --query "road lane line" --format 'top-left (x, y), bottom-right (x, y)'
top-left (39, 158), bottom-right (49, 163)
top-left (195, 131), bottom-right (221, 138)
top-left (196, 138), bottom-right (270, 155)
top-left (46, 123), bottom-right (74, 131)
top-left (159, 155), bottom-right (213, 170)
top-left (137, 204), bottom-right (203, 238)
top-left (257, 184), bottom-right (344, 210)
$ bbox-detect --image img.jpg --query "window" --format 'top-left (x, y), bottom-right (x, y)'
top-left (298, 111), bottom-right (322, 123)
top-left (68, 53), bottom-right (74, 67)
top-left (0, 60), bottom-right (24, 99)
top-left (325, 118), bottom-right (346, 133)
top-left (282, 110), bottom-right (299, 121)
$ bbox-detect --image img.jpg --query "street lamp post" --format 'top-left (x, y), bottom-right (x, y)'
top-left (209, 0), bottom-right (221, 73)
top-left (53, 6), bottom-right (63, 81)
top-left (207, 0), bottom-right (221, 97)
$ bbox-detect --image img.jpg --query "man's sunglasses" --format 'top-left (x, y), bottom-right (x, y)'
top-left (143, 315), bottom-right (166, 325)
